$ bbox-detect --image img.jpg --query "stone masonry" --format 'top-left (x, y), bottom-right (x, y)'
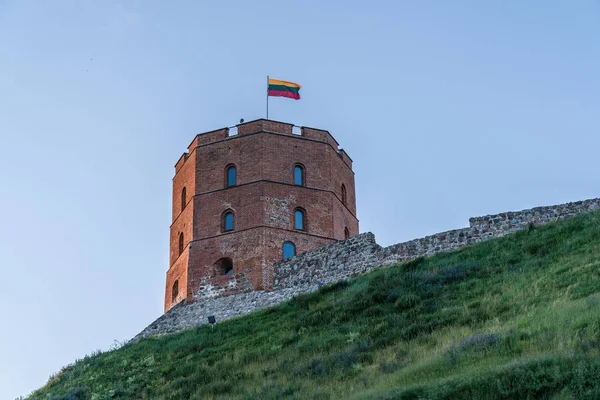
top-left (134, 197), bottom-right (600, 341)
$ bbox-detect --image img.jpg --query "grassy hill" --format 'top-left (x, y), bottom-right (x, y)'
top-left (31, 212), bottom-right (600, 400)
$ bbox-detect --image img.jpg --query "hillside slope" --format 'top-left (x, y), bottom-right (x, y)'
top-left (31, 212), bottom-right (600, 399)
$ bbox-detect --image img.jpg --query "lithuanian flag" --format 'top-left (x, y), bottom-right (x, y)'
top-left (268, 78), bottom-right (301, 100)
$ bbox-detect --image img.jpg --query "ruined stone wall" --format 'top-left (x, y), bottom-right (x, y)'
top-left (137, 198), bottom-right (600, 340)
top-left (135, 289), bottom-right (300, 341)
top-left (380, 227), bottom-right (484, 265)
top-left (469, 198), bottom-right (600, 232)
top-left (137, 235), bottom-right (380, 341)
top-left (381, 198), bottom-right (600, 265)
top-left (273, 233), bottom-right (381, 291)
top-left (194, 273), bottom-right (255, 301)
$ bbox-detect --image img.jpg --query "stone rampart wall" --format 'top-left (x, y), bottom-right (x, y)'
top-left (273, 233), bottom-right (381, 291)
top-left (380, 198), bottom-right (600, 265)
top-left (469, 198), bottom-right (600, 232)
top-left (194, 273), bottom-right (254, 301)
top-left (134, 289), bottom-right (300, 341)
top-left (380, 227), bottom-right (483, 265)
top-left (134, 198), bottom-right (599, 340)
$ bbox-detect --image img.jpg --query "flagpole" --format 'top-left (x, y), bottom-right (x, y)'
top-left (266, 75), bottom-right (269, 120)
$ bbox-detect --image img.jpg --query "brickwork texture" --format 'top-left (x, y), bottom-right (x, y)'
top-left (165, 119), bottom-right (359, 312)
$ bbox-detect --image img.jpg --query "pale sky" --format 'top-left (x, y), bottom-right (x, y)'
top-left (1, 1), bottom-right (599, 398)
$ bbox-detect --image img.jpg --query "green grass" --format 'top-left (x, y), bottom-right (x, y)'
top-left (31, 211), bottom-right (600, 399)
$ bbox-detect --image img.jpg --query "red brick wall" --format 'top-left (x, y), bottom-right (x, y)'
top-left (171, 150), bottom-right (196, 224)
top-left (186, 229), bottom-right (265, 293)
top-left (188, 128), bottom-right (229, 148)
top-left (189, 131), bottom-right (356, 213)
top-left (333, 200), bottom-right (359, 240)
top-left (169, 205), bottom-right (194, 266)
top-left (164, 119), bottom-right (359, 311)
top-left (236, 119), bottom-right (293, 136)
top-left (164, 250), bottom-right (188, 312)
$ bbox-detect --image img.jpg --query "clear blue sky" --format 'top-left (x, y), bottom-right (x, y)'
top-left (1, 1), bottom-right (599, 397)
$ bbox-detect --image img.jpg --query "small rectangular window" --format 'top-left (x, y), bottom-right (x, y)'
top-left (294, 209), bottom-right (304, 230)
top-left (227, 166), bottom-right (236, 187)
top-left (224, 213), bottom-right (234, 231)
top-left (294, 165), bottom-right (304, 186)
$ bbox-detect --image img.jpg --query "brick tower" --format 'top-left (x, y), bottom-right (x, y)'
top-left (165, 119), bottom-right (358, 312)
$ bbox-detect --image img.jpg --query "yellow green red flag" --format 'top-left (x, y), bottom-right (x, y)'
top-left (268, 78), bottom-right (301, 100)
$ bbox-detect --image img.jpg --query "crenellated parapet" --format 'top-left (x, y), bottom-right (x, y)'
top-left (174, 120), bottom-right (352, 173)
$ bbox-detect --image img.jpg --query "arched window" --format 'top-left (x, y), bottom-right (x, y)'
top-left (341, 184), bottom-right (347, 206)
top-left (294, 208), bottom-right (305, 231)
top-left (294, 164), bottom-right (304, 186)
top-left (344, 227), bottom-right (350, 239)
top-left (223, 211), bottom-right (234, 232)
top-left (215, 257), bottom-right (233, 275)
top-left (181, 187), bottom-right (187, 212)
top-left (226, 165), bottom-right (236, 187)
top-left (283, 242), bottom-right (296, 260)
top-left (172, 280), bottom-right (179, 303)
top-left (178, 232), bottom-right (184, 255)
